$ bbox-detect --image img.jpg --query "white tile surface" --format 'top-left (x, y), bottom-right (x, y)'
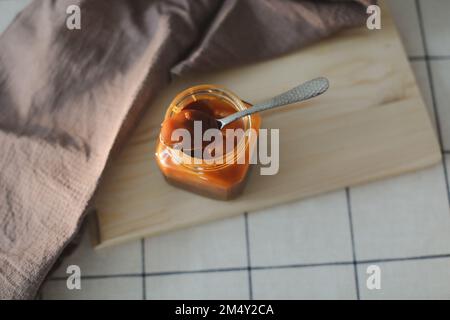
top-left (419, 0), bottom-right (450, 56)
top-left (248, 191), bottom-right (353, 267)
top-left (145, 215), bottom-right (247, 273)
top-left (430, 60), bottom-right (450, 151)
top-left (358, 258), bottom-right (450, 299)
top-left (252, 265), bottom-right (357, 300)
top-left (0, 0), bottom-right (31, 34)
top-left (410, 60), bottom-right (436, 130)
top-left (50, 226), bottom-right (142, 277)
top-left (145, 271), bottom-right (249, 300)
top-left (41, 277), bottom-right (143, 300)
top-left (386, 0), bottom-right (424, 57)
top-left (350, 165), bottom-right (450, 261)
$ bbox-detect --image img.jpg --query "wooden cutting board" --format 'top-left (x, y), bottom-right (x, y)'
top-left (93, 4), bottom-right (441, 248)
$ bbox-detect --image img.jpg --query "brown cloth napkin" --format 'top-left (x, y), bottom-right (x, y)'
top-left (0, 0), bottom-right (374, 299)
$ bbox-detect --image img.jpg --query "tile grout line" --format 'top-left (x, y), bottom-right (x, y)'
top-left (345, 188), bottom-right (360, 300)
top-left (141, 239), bottom-right (146, 300)
top-left (415, 0), bottom-right (450, 207)
top-left (49, 267), bottom-right (249, 281)
top-left (415, 0), bottom-right (444, 147)
top-left (46, 253), bottom-right (450, 282)
top-left (444, 155), bottom-right (450, 202)
top-left (359, 253), bottom-right (450, 265)
top-left (409, 55), bottom-right (450, 61)
top-left (244, 212), bottom-right (253, 300)
top-left (252, 260), bottom-right (354, 270)
top-left (442, 156), bottom-right (450, 206)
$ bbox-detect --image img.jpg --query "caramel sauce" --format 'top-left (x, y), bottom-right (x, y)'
top-left (155, 86), bottom-right (260, 200)
top-left (160, 99), bottom-right (245, 158)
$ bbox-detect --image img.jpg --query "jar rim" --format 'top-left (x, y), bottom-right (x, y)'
top-left (161, 84), bottom-right (254, 171)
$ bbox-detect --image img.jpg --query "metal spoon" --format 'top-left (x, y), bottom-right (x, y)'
top-left (216, 77), bottom-right (329, 129)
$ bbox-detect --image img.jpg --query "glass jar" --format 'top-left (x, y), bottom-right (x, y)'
top-left (155, 84), bottom-right (261, 200)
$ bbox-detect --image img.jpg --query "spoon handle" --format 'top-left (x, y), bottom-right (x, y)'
top-left (219, 77), bottom-right (329, 128)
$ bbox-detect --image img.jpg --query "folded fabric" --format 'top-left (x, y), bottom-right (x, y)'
top-left (0, 0), bottom-right (375, 299)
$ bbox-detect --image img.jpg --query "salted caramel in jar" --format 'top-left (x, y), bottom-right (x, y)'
top-left (155, 85), bottom-right (261, 200)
